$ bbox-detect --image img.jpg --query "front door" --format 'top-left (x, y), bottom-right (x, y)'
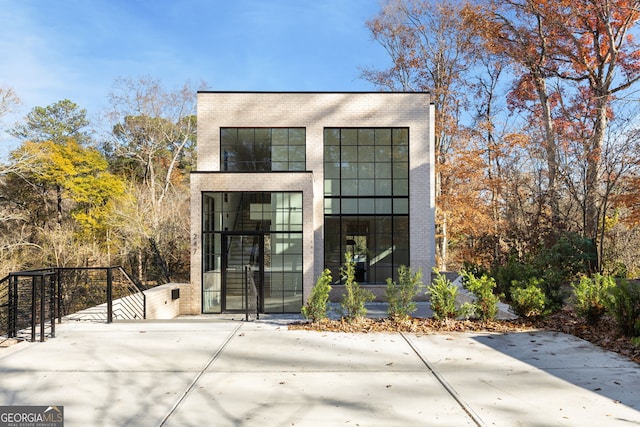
top-left (222, 233), bottom-right (264, 312)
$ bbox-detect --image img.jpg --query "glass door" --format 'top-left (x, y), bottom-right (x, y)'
top-left (223, 233), bottom-right (263, 312)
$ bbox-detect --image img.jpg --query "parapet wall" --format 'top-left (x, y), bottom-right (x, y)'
top-left (144, 283), bottom-right (195, 319)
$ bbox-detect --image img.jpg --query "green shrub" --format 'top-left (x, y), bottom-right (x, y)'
top-left (428, 269), bottom-right (459, 320)
top-left (606, 279), bottom-right (640, 337)
top-left (536, 232), bottom-right (597, 309)
top-left (461, 270), bottom-right (500, 321)
top-left (462, 261), bottom-right (490, 282)
top-left (538, 268), bottom-right (570, 311)
top-left (386, 265), bottom-right (424, 320)
top-left (510, 278), bottom-right (549, 319)
top-left (572, 273), bottom-right (615, 325)
top-left (493, 256), bottom-right (536, 300)
top-left (301, 269), bottom-right (333, 322)
top-left (490, 233), bottom-right (597, 312)
top-left (340, 252), bottom-right (375, 321)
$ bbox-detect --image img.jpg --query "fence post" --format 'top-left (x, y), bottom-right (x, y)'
top-left (49, 274), bottom-right (56, 338)
top-left (107, 267), bottom-right (113, 323)
top-left (56, 268), bottom-right (62, 323)
top-left (8, 275), bottom-right (15, 338)
top-left (31, 276), bottom-right (36, 342)
top-left (39, 275), bottom-right (45, 342)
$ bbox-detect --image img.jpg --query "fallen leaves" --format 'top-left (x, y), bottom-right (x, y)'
top-left (289, 316), bottom-right (536, 335)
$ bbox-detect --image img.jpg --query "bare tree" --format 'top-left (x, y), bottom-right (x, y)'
top-left (105, 76), bottom-right (204, 283)
top-left (0, 87), bottom-right (19, 119)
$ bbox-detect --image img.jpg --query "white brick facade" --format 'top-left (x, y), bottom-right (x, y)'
top-left (189, 92), bottom-right (435, 313)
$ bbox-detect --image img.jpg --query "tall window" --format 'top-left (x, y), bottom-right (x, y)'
top-left (324, 128), bottom-right (409, 284)
top-left (202, 192), bottom-right (303, 314)
top-left (221, 128), bottom-right (305, 172)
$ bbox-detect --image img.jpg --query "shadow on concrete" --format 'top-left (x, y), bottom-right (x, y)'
top-left (471, 330), bottom-right (640, 410)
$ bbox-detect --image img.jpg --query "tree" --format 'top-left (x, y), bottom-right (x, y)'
top-left (9, 100), bottom-right (93, 225)
top-left (555, 0), bottom-right (640, 242)
top-left (105, 76), bottom-right (202, 283)
top-left (467, 56), bottom-right (512, 264)
top-left (0, 87), bottom-right (20, 120)
top-left (603, 112), bottom-right (640, 274)
top-left (465, 1), bottom-right (564, 233)
top-left (5, 99), bottom-right (125, 270)
top-left (107, 181), bottom-right (190, 284)
top-left (0, 87), bottom-right (24, 177)
top-left (363, 0), bottom-right (478, 270)
top-left (8, 138), bottom-right (125, 266)
top-left (11, 99), bottom-right (91, 145)
top-left (472, 0), bottom-right (640, 246)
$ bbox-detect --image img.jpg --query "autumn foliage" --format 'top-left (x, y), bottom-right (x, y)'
top-left (365, 0), bottom-right (640, 277)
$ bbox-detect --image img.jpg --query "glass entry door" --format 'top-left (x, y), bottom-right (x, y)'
top-left (222, 233), bottom-right (264, 312)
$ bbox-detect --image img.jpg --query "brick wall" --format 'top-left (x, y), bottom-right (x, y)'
top-left (192, 92), bottom-right (435, 309)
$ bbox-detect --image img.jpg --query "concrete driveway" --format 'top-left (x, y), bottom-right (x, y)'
top-left (0, 316), bottom-right (638, 426)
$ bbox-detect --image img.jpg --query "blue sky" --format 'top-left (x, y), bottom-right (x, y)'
top-left (0, 0), bottom-right (389, 157)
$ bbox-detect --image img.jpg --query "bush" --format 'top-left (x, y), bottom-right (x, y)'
top-left (301, 269), bottom-right (332, 322)
top-left (607, 279), bottom-right (640, 337)
top-left (572, 273), bottom-right (615, 325)
top-left (536, 232), bottom-right (597, 309)
top-left (340, 252), bottom-right (375, 321)
top-left (510, 278), bottom-right (549, 319)
top-left (460, 270), bottom-right (500, 321)
top-left (386, 265), bottom-right (424, 320)
top-left (490, 233), bottom-right (597, 312)
top-left (493, 256), bottom-right (536, 299)
top-left (428, 269), bottom-right (459, 320)
top-left (462, 261), bottom-right (490, 282)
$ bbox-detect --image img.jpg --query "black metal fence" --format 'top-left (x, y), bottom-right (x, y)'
top-left (0, 270), bottom-right (57, 342)
top-left (56, 267), bottom-right (145, 322)
top-left (0, 267), bottom-right (146, 342)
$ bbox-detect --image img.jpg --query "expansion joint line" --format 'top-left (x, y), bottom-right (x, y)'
top-left (400, 332), bottom-right (486, 427)
top-left (158, 323), bottom-right (243, 427)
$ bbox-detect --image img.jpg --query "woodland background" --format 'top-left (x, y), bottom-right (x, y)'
top-left (1, 0), bottom-right (640, 286)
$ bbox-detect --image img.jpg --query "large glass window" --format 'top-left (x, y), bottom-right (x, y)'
top-left (323, 128), bottom-right (409, 284)
top-left (202, 192), bottom-right (303, 313)
top-left (221, 128), bottom-right (306, 172)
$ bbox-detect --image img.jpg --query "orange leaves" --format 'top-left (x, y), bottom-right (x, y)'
top-left (437, 142), bottom-right (496, 242)
top-left (502, 132), bottom-right (530, 149)
top-left (479, 0), bottom-right (640, 93)
top-left (614, 175), bottom-right (640, 226)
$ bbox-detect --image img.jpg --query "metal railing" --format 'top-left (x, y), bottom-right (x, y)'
top-left (245, 265), bottom-right (260, 321)
top-left (0, 270), bottom-right (57, 342)
top-left (0, 266), bottom-right (146, 342)
top-left (57, 267), bottom-right (146, 323)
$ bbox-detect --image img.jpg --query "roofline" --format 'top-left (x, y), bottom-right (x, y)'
top-left (197, 90), bottom-right (431, 95)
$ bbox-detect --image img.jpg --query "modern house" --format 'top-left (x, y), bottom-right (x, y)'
top-left (188, 92), bottom-right (435, 314)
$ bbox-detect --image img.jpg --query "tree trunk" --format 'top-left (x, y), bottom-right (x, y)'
top-left (584, 96), bottom-right (608, 242)
top-left (137, 250), bottom-right (144, 284)
top-left (533, 75), bottom-right (560, 229)
top-left (149, 237), bottom-right (171, 284)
